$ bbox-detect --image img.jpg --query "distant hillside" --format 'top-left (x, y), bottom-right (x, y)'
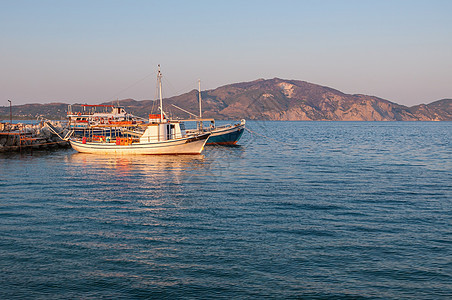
top-left (1, 78), bottom-right (451, 121)
top-left (408, 99), bottom-right (452, 121)
top-left (0, 102), bottom-right (68, 120)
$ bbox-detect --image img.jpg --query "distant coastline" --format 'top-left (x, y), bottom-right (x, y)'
top-left (2, 78), bottom-right (451, 121)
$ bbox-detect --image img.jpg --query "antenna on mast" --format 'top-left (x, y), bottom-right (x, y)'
top-left (158, 65), bottom-right (163, 123)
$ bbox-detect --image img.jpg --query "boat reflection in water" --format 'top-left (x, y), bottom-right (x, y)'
top-left (66, 153), bottom-right (211, 208)
top-left (67, 152), bottom-right (207, 181)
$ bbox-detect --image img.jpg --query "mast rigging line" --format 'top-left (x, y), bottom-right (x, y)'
top-left (162, 77), bottom-right (205, 99)
top-left (107, 71), bottom-right (157, 104)
top-left (171, 104), bottom-right (198, 118)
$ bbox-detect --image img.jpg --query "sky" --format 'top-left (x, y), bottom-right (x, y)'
top-left (1, 0), bottom-right (451, 107)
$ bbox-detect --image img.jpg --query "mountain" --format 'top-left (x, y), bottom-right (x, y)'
top-left (1, 78), bottom-right (451, 121)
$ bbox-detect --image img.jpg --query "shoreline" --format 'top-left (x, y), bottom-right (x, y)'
top-left (0, 121), bottom-right (70, 152)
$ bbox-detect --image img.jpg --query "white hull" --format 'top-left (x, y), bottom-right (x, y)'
top-left (69, 134), bottom-right (209, 155)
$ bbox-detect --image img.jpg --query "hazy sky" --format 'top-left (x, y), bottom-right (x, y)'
top-left (1, 0), bottom-right (451, 106)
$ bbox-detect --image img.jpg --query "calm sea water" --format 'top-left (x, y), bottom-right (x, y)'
top-left (1, 121), bottom-right (451, 299)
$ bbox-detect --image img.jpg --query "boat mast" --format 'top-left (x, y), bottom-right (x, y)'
top-left (198, 79), bottom-right (203, 130)
top-left (158, 65), bottom-right (163, 123)
top-left (198, 79), bottom-right (202, 119)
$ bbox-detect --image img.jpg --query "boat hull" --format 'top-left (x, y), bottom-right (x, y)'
top-left (69, 134), bottom-right (209, 155)
top-left (206, 124), bottom-right (245, 145)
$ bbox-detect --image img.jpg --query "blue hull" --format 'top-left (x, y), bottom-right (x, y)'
top-left (206, 127), bottom-right (244, 145)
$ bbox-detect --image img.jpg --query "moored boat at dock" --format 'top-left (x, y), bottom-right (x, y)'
top-left (69, 130), bottom-right (209, 155)
top-left (67, 104), bottom-right (144, 137)
top-left (68, 66), bottom-right (210, 155)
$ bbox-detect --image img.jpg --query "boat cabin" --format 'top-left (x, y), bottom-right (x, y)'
top-left (139, 122), bottom-right (185, 143)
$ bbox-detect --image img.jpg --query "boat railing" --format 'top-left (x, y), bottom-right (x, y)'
top-left (73, 131), bottom-right (205, 143)
top-left (214, 124), bottom-right (233, 130)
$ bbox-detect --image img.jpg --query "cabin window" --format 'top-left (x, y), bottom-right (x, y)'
top-left (167, 124), bottom-right (173, 140)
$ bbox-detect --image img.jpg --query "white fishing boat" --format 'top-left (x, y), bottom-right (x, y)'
top-left (68, 66), bottom-right (210, 155)
top-left (67, 104), bottom-right (141, 127)
top-left (69, 132), bottom-right (209, 155)
top-left (67, 104), bottom-right (144, 137)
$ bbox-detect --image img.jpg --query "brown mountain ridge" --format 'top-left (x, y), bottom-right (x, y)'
top-left (1, 78), bottom-right (451, 121)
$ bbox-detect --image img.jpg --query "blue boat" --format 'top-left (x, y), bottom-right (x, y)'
top-left (175, 80), bottom-right (246, 145)
top-left (203, 120), bottom-right (246, 145)
top-left (182, 118), bottom-right (246, 145)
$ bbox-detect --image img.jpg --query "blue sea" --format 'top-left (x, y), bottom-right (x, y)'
top-left (1, 121), bottom-right (451, 299)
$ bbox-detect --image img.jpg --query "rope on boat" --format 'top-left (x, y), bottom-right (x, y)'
top-left (245, 128), bottom-right (293, 147)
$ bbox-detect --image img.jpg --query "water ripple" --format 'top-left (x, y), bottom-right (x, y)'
top-left (1, 122), bottom-right (451, 299)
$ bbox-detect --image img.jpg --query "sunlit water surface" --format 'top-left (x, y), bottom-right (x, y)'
top-left (1, 121), bottom-right (451, 299)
